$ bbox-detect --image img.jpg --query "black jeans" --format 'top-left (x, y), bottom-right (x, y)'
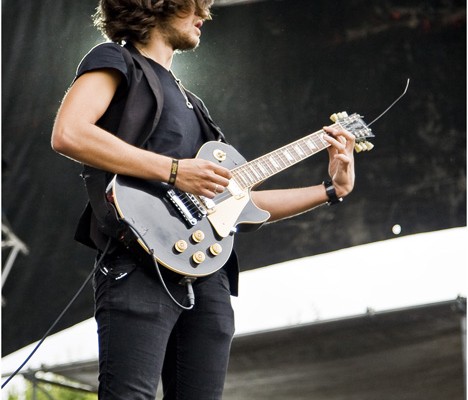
top-left (93, 252), bottom-right (235, 400)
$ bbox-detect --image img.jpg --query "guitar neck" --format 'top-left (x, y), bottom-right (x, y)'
top-left (231, 125), bottom-right (336, 190)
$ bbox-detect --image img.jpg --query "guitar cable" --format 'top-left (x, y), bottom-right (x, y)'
top-left (120, 218), bottom-right (196, 311)
top-left (1, 237), bottom-right (112, 389)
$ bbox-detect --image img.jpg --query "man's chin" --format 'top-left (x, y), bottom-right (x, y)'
top-left (174, 40), bottom-right (200, 53)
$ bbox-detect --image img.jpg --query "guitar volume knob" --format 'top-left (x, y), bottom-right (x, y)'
top-left (209, 243), bottom-right (223, 256)
top-left (174, 240), bottom-right (188, 253)
top-left (192, 230), bottom-right (205, 243)
top-left (192, 251), bottom-right (206, 264)
top-left (213, 149), bottom-right (227, 162)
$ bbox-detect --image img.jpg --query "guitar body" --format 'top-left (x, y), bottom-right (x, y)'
top-left (110, 141), bottom-right (270, 277)
top-left (109, 112), bottom-right (373, 277)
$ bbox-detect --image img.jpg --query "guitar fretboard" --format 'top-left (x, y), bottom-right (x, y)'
top-left (231, 125), bottom-right (336, 190)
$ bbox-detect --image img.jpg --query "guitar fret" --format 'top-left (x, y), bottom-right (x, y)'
top-left (236, 170), bottom-right (250, 187)
top-left (243, 168), bottom-right (255, 183)
top-left (238, 160), bottom-right (272, 187)
top-left (266, 158), bottom-right (278, 175)
top-left (249, 164), bottom-right (262, 180)
top-left (247, 162), bottom-right (260, 181)
top-left (311, 137), bottom-right (322, 151)
top-left (298, 141), bottom-right (312, 157)
top-left (256, 161), bottom-right (269, 176)
top-left (246, 166), bottom-right (258, 183)
top-left (305, 138), bottom-right (317, 151)
top-left (269, 156), bottom-right (281, 170)
top-left (260, 158), bottom-right (275, 176)
top-left (275, 151), bottom-right (290, 168)
top-left (288, 145), bottom-right (302, 161)
top-left (230, 172), bottom-right (240, 188)
top-left (283, 149), bottom-right (295, 162)
top-left (317, 132), bottom-right (328, 147)
top-left (242, 167), bottom-right (252, 183)
top-left (294, 144), bottom-right (305, 157)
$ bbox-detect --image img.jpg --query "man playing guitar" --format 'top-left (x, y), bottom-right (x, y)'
top-left (51, 0), bottom-right (356, 398)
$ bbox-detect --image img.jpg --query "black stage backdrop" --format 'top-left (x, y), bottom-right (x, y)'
top-left (2, 0), bottom-right (466, 355)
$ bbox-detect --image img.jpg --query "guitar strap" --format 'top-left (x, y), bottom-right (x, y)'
top-left (75, 43), bottom-right (228, 251)
top-left (185, 91), bottom-right (228, 144)
top-left (75, 44), bottom-right (163, 249)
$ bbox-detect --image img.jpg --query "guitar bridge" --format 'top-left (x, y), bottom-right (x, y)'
top-left (167, 189), bottom-right (207, 227)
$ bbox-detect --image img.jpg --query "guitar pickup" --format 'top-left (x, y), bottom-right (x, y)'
top-left (227, 179), bottom-right (245, 199)
top-left (167, 189), bottom-right (206, 227)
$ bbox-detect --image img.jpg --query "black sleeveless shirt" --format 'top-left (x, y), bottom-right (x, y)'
top-left (76, 44), bottom-right (204, 159)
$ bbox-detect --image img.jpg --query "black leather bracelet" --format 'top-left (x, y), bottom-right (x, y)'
top-left (323, 180), bottom-right (343, 205)
top-left (168, 159), bottom-right (179, 185)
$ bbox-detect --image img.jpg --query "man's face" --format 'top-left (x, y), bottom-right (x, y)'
top-left (162, 10), bottom-right (205, 52)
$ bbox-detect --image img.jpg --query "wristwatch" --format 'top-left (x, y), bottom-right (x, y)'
top-left (323, 180), bottom-right (343, 205)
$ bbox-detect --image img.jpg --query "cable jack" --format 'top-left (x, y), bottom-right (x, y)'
top-left (179, 276), bottom-right (196, 308)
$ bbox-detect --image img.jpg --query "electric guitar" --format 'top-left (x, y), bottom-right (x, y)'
top-left (107, 112), bottom-right (374, 277)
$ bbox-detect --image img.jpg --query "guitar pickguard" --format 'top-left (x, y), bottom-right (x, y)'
top-left (208, 195), bottom-right (250, 237)
top-left (197, 142), bottom-right (270, 236)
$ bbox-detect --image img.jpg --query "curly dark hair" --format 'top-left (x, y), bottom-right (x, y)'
top-left (93, 0), bottom-right (214, 44)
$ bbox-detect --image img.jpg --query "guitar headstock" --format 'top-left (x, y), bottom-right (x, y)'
top-left (330, 111), bottom-right (375, 153)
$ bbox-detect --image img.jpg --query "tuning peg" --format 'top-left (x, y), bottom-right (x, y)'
top-left (354, 143), bottom-right (366, 153)
top-left (354, 141), bottom-right (374, 153)
top-left (329, 111), bottom-right (348, 123)
top-left (363, 141), bottom-right (374, 151)
top-left (337, 111), bottom-right (348, 119)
